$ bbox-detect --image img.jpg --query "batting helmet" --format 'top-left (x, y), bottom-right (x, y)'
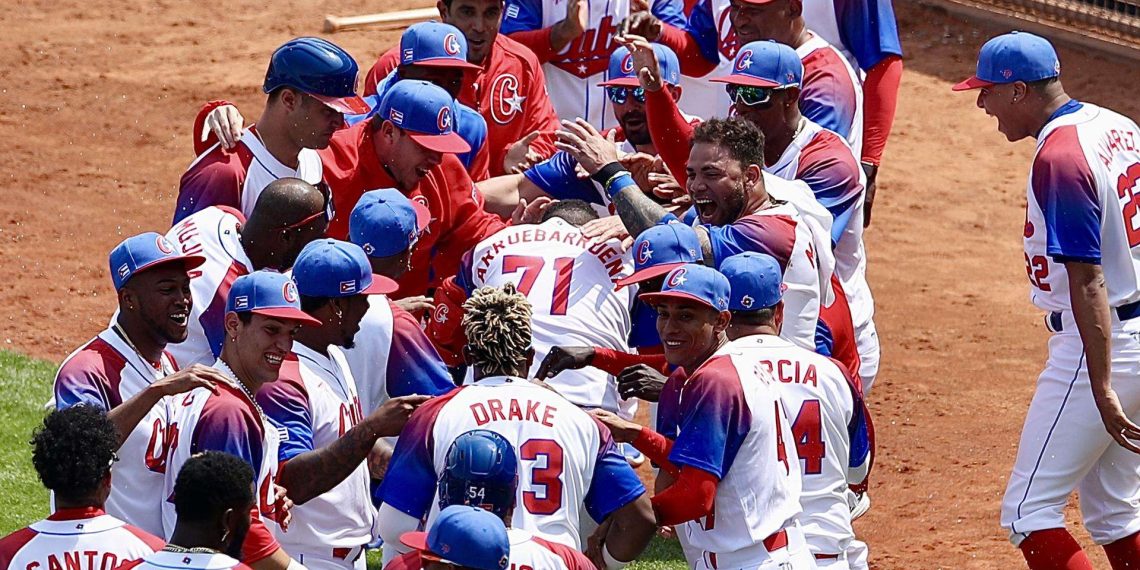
top-left (438, 430), bottom-right (517, 519)
top-left (263, 37), bottom-right (368, 114)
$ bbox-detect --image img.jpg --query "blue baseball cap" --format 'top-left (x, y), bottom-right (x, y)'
top-left (349, 189), bottom-right (431, 258)
top-left (640, 263), bottom-right (730, 312)
top-left (401, 506), bottom-right (510, 570)
top-left (400, 22), bottom-right (482, 70)
top-left (598, 44), bottom-right (681, 88)
top-left (263, 37), bottom-right (370, 115)
top-left (616, 223), bottom-right (704, 288)
top-left (226, 271), bottom-right (321, 326)
top-left (721, 252), bottom-right (784, 311)
top-left (378, 80), bottom-right (471, 154)
top-left (711, 40), bottom-right (803, 88)
top-left (953, 31), bottom-right (1060, 91)
top-left (292, 239), bottom-right (398, 298)
top-left (109, 232), bottom-right (206, 291)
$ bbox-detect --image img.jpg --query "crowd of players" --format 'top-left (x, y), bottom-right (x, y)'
top-left (0, 1), bottom-right (909, 569)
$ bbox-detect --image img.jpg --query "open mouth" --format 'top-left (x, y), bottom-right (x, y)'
top-left (169, 312), bottom-right (188, 326)
top-left (264, 353), bottom-right (284, 367)
top-left (694, 197), bottom-right (717, 221)
top-left (663, 339), bottom-right (685, 350)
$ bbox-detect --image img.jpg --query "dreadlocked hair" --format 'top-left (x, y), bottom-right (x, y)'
top-left (462, 283), bottom-right (533, 376)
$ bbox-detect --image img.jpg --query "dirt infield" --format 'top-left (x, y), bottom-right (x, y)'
top-left (5, 1), bottom-right (1140, 567)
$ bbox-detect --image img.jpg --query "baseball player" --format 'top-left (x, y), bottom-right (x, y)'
top-left (721, 252), bottom-right (871, 568)
top-left (165, 179), bottom-right (330, 368)
top-left (176, 37), bottom-right (367, 223)
top-left (363, 0), bottom-right (563, 178)
top-left (592, 263), bottom-right (813, 569)
top-left (256, 239), bottom-right (429, 570)
top-left (955, 32), bottom-right (1140, 568)
top-left (427, 200), bottom-right (637, 416)
top-left (0, 406), bottom-right (164, 570)
top-left (399, 506), bottom-right (511, 570)
top-left (388, 430), bottom-right (595, 570)
top-left (375, 284), bottom-right (655, 566)
top-left (53, 232), bottom-right (226, 536)
top-left (121, 452), bottom-right (259, 570)
top-left (500, 0), bottom-right (685, 129)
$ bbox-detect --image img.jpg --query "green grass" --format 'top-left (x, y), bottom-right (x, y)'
top-left (0, 351), bottom-right (55, 534)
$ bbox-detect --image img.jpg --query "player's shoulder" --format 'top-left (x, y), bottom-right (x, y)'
top-left (0, 526), bottom-right (39, 563)
top-left (183, 140), bottom-right (255, 180)
top-left (495, 34), bottom-right (544, 71)
top-left (120, 523), bottom-right (166, 551)
top-left (57, 336), bottom-right (124, 382)
top-left (259, 355), bottom-right (309, 400)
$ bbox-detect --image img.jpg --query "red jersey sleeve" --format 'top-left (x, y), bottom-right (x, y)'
top-left (657, 24), bottom-right (718, 77)
top-left (174, 145), bottom-right (249, 225)
top-left (364, 48), bottom-right (401, 98)
top-left (531, 537), bottom-right (597, 570)
top-left (860, 55), bottom-right (903, 166)
top-left (507, 28), bottom-right (557, 63)
top-left (429, 156), bottom-right (508, 290)
top-left (592, 348), bottom-right (670, 376)
top-left (645, 87), bottom-right (695, 181)
top-left (240, 508), bottom-right (280, 564)
top-left (650, 465), bottom-right (718, 526)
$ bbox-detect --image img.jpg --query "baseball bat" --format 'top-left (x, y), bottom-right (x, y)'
top-left (322, 8), bottom-right (439, 33)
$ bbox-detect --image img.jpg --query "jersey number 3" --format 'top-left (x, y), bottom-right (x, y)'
top-left (502, 255), bottom-right (575, 315)
top-left (520, 439), bottom-right (564, 515)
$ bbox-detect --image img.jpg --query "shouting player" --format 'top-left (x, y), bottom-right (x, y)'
top-left (955, 32), bottom-right (1140, 569)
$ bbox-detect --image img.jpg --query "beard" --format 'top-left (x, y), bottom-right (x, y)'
top-left (618, 111), bottom-right (652, 147)
top-left (225, 524), bottom-right (250, 560)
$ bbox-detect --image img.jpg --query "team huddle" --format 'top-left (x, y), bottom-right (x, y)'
top-left (6, 0), bottom-right (1140, 568)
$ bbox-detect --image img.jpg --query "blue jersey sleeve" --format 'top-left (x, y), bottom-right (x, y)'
top-left (650, 0), bottom-right (686, 28)
top-left (1031, 124), bottom-right (1102, 264)
top-left (814, 317), bottom-right (835, 357)
top-left (376, 394), bottom-right (455, 513)
top-left (386, 306), bottom-right (456, 397)
top-left (702, 215), bottom-right (797, 267)
top-left (455, 104), bottom-right (488, 172)
top-left (54, 369), bottom-right (111, 411)
top-left (628, 300), bottom-right (662, 349)
top-left (834, 0), bottom-right (903, 70)
top-left (583, 420), bottom-right (647, 522)
top-left (666, 357), bottom-right (751, 479)
top-left (524, 152), bottom-right (608, 205)
top-left (256, 371), bottom-right (315, 462)
top-left (684, 0), bottom-right (722, 65)
top-left (501, 0), bottom-right (544, 34)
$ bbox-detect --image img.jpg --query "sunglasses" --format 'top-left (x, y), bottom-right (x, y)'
top-left (725, 84), bottom-right (785, 107)
top-left (283, 181), bottom-right (336, 230)
top-left (605, 86), bottom-right (646, 105)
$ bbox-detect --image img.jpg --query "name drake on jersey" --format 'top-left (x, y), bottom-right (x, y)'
top-left (471, 397), bottom-right (559, 428)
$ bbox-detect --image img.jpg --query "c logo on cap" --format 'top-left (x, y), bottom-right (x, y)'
top-left (635, 240), bottom-right (653, 265)
top-left (156, 236), bottom-right (174, 254)
top-left (620, 53), bottom-right (635, 74)
top-left (437, 106), bottom-right (453, 132)
top-left (734, 49), bottom-right (753, 72)
top-left (283, 281), bottom-right (298, 303)
top-left (666, 268), bottom-right (687, 288)
top-left (444, 33), bottom-right (461, 56)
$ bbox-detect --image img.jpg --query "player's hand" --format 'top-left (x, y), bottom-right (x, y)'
top-left (617, 364), bottom-right (667, 402)
top-left (1094, 388), bottom-right (1140, 454)
top-left (504, 131), bottom-right (546, 174)
top-left (512, 196), bottom-right (553, 225)
top-left (551, 0), bottom-right (588, 51)
top-left (149, 364), bottom-right (225, 397)
top-left (861, 162), bottom-right (878, 227)
top-left (536, 346), bottom-right (596, 379)
top-left (273, 483), bottom-right (293, 530)
top-left (368, 395), bottom-right (432, 437)
top-left (585, 518), bottom-right (613, 569)
top-left (616, 34), bottom-right (664, 92)
top-left (581, 215), bottom-right (631, 244)
top-left (619, 12), bottom-right (663, 42)
top-left (658, 525), bottom-right (676, 539)
top-left (555, 119), bottom-right (620, 176)
top-left (394, 295), bottom-right (434, 317)
top-left (620, 152), bottom-right (657, 191)
top-left (204, 104), bottom-right (245, 150)
top-left (589, 409), bottom-right (642, 443)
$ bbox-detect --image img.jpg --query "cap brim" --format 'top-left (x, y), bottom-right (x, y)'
top-left (312, 93), bottom-right (372, 115)
top-left (251, 307), bottom-right (323, 327)
top-left (134, 254), bottom-right (208, 276)
top-left (615, 262), bottom-right (686, 289)
top-left (411, 58), bottom-right (483, 70)
top-left (597, 77), bottom-right (641, 87)
top-left (952, 76), bottom-right (995, 91)
top-left (362, 274), bottom-right (399, 295)
top-left (709, 75), bottom-right (782, 88)
top-left (411, 200), bottom-right (431, 232)
top-left (399, 531), bottom-right (442, 561)
top-left (408, 131), bottom-right (472, 154)
top-left (639, 290), bottom-right (719, 311)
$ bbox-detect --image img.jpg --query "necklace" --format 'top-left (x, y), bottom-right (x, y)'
top-left (791, 117), bottom-right (806, 140)
top-left (163, 544), bottom-right (220, 555)
top-left (214, 360), bottom-right (269, 423)
top-left (111, 322), bottom-right (164, 373)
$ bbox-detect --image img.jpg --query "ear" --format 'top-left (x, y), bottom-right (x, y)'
top-left (745, 163), bottom-right (764, 186)
top-left (279, 88), bottom-right (301, 112)
top-left (788, 0), bottom-right (803, 18)
top-left (714, 310), bottom-right (732, 333)
top-left (224, 311), bottom-right (243, 339)
top-left (524, 346), bottom-right (536, 370)
top-left (436, 0), bottom-right (449, 18)
top-left (773, 301), bottom-right (784, 333)
top-left (784, 86), bottom-right (801, 108)
top-left (1012, 81), bottom-right (1029, 103)
top-left (118, 287), bottom-right (136, 311)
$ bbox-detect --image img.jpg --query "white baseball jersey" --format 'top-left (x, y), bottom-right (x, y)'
top-left (729, 334), bottom-right (871, 557)
top-left (1024, 102), bottom-right (1140, 311)
top-left (656, 345), bottom-right (802, 556)
top-left (801, 0), bottom-right (903, 74)
top-left (174, 125), bottom-right (323, 224)
top-left (378, 377), bottom-right (646, 549)
top-left (0, 508), bottom-right (164, 570)
top-left (53, 328), bottom-right (178, 536)
top-left (256, 344), bottom-right (374, 555)
top-left (763, 172), bottom-right (837, 307)
top-left (163, 360), bottom-right (283, 562)
top-left (458, 218), bottom-right (636, 413)
top-left (165, 207), bottom-right (255, 368)
top-left (388, 528), bottom-right (594, 570)
top-left (121, 550), bottom-right (250, 570)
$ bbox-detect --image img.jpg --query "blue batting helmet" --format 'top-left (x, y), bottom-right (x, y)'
top-left (438, 430), bottom-right (517, 519)
top-left (262, 37), bottom-right (368, 114)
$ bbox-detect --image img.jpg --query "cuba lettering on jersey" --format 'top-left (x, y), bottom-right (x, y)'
top-left (459, 218), bottom-right (636, 413)
top-left (120, 551), bottom-right (251, 570)
top-left (341, 296), bottom-right (454, 418)
top-left (256, 346), bottom-right (375, 552)
top-left (379, 378), bottom-right (646, 549)
top-left (174, 126), bottom-right (323, 224)
top-left (1024, 102), bottom-right (1140, 311)
top-left (53, 329), bottom-right (178, 536)
top-left (501, 0), bottom-right (684, 128)
top-left (801, 0), bottom-right (903, 73)
top-left (656, 347), bottom-right (803, 554)
top-left (163, 361), bottom-right (282, 562)
top-left (165, 207), bottom-right (254, 368)
top-left (0, 508), bottom-right (164, 570)
top-left (728, 334), bottom-right (870, 557)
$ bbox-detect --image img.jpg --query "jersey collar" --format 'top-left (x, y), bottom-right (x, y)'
top-left (472, 375), bottom-right (530, 388)
top-left (47, 506), bottom-right (106, 521)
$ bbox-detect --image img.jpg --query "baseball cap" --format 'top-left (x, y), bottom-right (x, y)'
top-left (349, 189), bottom-right (431, 258)
top-left (640, 263), bottom-right (730, 312)
top-left (226, 271), bottom-right (321, 327)
top-left (400, 22), bottom-right (482, 70)
top-left (598, 44), bottom-right (681, 88)
top-left (401, 506), bottom-right (510, 570)
top-left (617, 223), bottom-right (704, 288)
top-left (109, 232), bottom-right (206, 291)
top-left (710, 40), bottom-right (803, 88)
top-left (292, 239), bottom-right (398, 298)
top-left (721, 252), bottom-right (784, 311)
top-left (262, 37), bottom-right (370, 115)
top-left (378, 80), bottom-right (471, 154)
top-left (953, 31), bottom-right (1060, 91)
